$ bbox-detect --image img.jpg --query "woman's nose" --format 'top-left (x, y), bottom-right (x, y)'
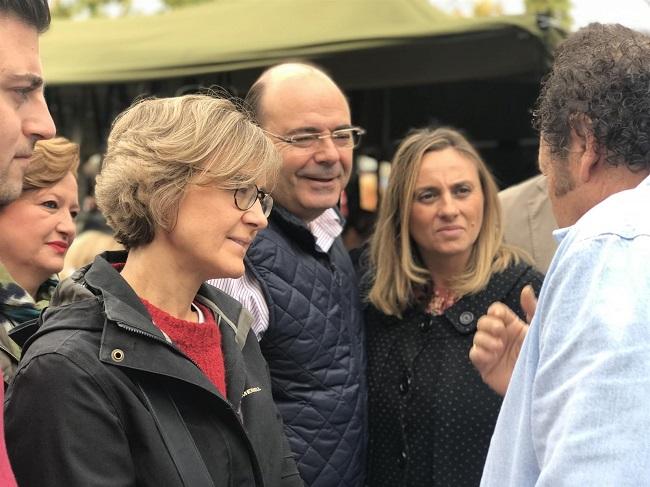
top-left (57, 212), bottom-right (77, 240)
top-left (438, 194), bottom-right (459, 217)
top-left (243, 199), bottom-right (268, 229)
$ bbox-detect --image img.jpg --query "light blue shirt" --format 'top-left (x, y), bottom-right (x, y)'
top-left (481, 174), bottom-right (650, 486)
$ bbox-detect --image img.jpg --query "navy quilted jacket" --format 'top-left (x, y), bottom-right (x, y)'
top-left (246, 206), bottom-right (367, 487)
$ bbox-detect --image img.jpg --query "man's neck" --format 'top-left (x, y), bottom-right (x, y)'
top-left (272, 203), bottom-right (327, 226)
top-left (592, 164), bottom-right (650, 210)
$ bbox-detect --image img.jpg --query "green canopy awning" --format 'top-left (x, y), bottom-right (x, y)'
top-left (41, 0), bottom-right (557, 87)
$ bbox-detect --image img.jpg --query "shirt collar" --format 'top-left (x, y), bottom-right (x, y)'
top-left (307, 208), bottom-right (343, 253)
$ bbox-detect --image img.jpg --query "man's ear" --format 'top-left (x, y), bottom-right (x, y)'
top-left (569, 115), bottom-right (599, 183)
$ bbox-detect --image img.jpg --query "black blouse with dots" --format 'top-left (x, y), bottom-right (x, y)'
top-left (364, 262), bottom-right (543, 487)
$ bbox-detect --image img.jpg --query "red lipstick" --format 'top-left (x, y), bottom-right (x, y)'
top-left (46, 241), bottom-right (69, 254)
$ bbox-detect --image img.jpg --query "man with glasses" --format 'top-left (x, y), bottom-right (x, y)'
top-left (211, 62), bottom-right (367, 487)
top-left (0, 1), bottom-right (55, 485)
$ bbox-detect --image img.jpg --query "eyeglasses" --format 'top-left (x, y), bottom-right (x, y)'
top-left (233, 185), bottom-right (273, 217)
top-left (267, 127), bottom-right (366, 149)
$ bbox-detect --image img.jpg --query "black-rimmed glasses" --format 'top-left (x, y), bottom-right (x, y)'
top-left (266, 126), bottom-right (365, 149)
top-left (233, 185), bottom-right (273, 217)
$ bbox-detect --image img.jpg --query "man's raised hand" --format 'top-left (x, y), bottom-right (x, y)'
top-left (469, 285), bottom-right (537, 395)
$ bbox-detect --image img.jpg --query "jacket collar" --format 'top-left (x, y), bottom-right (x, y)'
top-left (268, 204), bottom-right (346, 255)
top-left (49, 251), bottom-right (252, 408)
top-left (0, 261), bottom-right (57, 326)
top-left (269, 205), bottom-right (315, 248)
top-left (84, 251), bottom-right (166, 340)
top-left (80, 251), bottom-right (252, 347)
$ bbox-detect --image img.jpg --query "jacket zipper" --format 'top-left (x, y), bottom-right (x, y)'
top-left (114, 320), bottom-right (203, 371)
top-left (115, 320), bottom-right (168, 343)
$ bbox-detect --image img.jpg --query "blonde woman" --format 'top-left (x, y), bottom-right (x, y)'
top-left (6, 95), bottom-right (302, 487)
top-left (0, 137), bottom-right (79, 383)
top-left (361, 127), bottom-right (543, 487)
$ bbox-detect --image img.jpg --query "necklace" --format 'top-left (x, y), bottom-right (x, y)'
top-left (426, 286), bottom-right (457, 316)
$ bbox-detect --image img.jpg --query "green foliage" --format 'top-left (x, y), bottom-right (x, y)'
top-left (524, 0), bottom-right (572, 30)
top-left (51, 0), bottom-right (212, 19)
top-left (473, 0), bottom-right (504, 17)
top-left (163, 0), bottom-right (213, 7)
top-left (51, 0), bottom-right (133, 18)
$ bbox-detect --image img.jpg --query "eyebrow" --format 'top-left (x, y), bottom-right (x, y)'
top-left (414, 180), bottom-right (474, 191)
top-left (451, 180), bottom-right (474, 187)
top-left (285, 124), bottom-right (354, 135)
top-left (414, 184), bottom-right (438, 193)
top-left (5, 73), bottom-right (45, 89)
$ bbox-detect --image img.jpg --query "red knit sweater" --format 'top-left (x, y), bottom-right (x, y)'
top-left (141, 298), bottom-right (227, 396)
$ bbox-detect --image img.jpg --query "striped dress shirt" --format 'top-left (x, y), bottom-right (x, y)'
top-left (208, 208), bottom-right (343, 339)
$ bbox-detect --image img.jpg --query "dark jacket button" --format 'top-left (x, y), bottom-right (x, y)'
top-left (399, 371), bottom-right (411, 395)
top-left (459, 311), bottom-right (474, 326)
top-left (418, 318), bottom-right (432, 332)
top-left (398, 450), bottom-right (407, 469)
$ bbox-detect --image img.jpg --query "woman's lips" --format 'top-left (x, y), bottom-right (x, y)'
top-left (436, 226), bottom-right (464, 237)
top-left (228, 237), bottom-right (251, 250)
top-left (46, 242), bottom-right (69, 254)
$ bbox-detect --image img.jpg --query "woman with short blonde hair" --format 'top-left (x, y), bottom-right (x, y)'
top-left (362, 126), bottom-right (544, 486)
top-left (97, 94), bottom-right (279, 249)
top-left (6, 94), bottom-right (302, 487)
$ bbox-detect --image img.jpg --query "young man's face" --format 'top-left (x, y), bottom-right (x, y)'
top-left (0, 15), bottom-right (55, 205)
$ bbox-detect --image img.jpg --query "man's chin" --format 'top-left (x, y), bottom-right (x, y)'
top-left (282, 200), bottom-right (334, 222)
top-left (0, 180), bottom-right (24, 206)
top-left (307, 190), bottom-right (341, 206)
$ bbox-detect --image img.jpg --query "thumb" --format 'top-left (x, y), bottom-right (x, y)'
top-left (487, 301), bottom-right (524, 329)
top-left (520, 285), bottom-right (537, 324)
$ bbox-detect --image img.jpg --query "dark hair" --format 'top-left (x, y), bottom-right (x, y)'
top-left (533, 23), bottom-right (650, 171)
top-left (244, 77), bottom-right (265, 124)
top-left (0, 0), bottom-right (51, 32)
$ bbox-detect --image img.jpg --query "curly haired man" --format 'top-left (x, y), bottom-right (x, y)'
top-left (472, 23), bottom-right (650, 486)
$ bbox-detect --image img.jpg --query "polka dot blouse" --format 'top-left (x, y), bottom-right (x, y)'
top-left (364, 262), bottom-right (543, 487)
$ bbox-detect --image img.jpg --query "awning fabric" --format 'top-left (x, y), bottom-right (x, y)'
top-left (41, 0), bottom-right (556, 86)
